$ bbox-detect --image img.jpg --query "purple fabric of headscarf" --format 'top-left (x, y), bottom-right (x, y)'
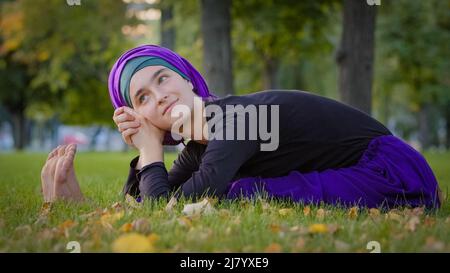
top-left (108, 44), bottom-right (215, 145)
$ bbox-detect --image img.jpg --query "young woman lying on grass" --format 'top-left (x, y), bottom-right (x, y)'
top-left (40, 45), bottom-right (443, 209)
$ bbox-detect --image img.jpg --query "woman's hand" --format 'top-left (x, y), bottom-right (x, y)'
top-left (121, 107), bottom-right (166, 166)
top-left (113, 106), bottom-right (166, 165)
top-left (121, 107), bottom-right (165, 149)
top-left (113, 107), bottom-right (140, 148)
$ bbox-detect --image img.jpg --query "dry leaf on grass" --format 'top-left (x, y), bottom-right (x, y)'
top-left (405, 216), bottom-right (420, 232)
top-left (269, 224), bottom-right (281, 234)
top-left (386, 210), bottom-right (402, 222)
top-left (264, 243), bottom-right (282, 253)
top-left (165, 196), bottom-right (178, 212)
top-left (369, 208), bottom-right (381, 218)
top-left (315, 208), bottom-right (328, 220)
top-left (100, 211), bottom-right (124, 229)
top-left (182, 198), bottom-right (216, 216)
top-left (424, 216), bottom-right (436, 227)
top-left (120, 223), bottom-right (133, 233)
top-left (147, 233), bottom-right (160, 244)
top-left (303, 206), bottom-right (311, 217)
top-left (112, 233), bottom-right (155, 253)
top-left (348, 207), bottom-right (359, 219)
top-left (57, 220), bottom-right (76, 237)
top-left (308, 224), bottom-right (328, 234)
top-left (34, 202), bottom-right (52, 226)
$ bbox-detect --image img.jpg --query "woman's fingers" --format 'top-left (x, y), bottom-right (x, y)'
top-left (113, 107), bottom-right (124, 117)
top-left (122, 107), bottom-right (142, 121)
top-left (118, 121), bottom-right (141, 132)
top-left (122, 127), bottom-right (139, 146)
top-left (113, 112), bottom-right (136, 125)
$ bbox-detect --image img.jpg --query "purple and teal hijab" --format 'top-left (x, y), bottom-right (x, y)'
top-left (108, 44), bottom-right (215, 145)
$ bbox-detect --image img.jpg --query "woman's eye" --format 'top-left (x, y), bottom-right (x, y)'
top-left (158, 76), bottom-right (168, 84)
top-left (139, 94), bottom-right (149, 104)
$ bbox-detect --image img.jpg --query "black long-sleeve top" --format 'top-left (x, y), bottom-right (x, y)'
top-left (122, 90), bottom-right (392, 201)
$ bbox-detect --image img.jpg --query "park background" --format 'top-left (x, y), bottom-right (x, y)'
top-left (0, 0), bottom-right (449, 253)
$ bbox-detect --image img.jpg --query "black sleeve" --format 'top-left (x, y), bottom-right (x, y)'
top-left (137, 111), bottom-right (260, 200)
top-left (137, 139), bottom-right (259, 200)
top-left (167, 141), bottom-right (207, 191)
top-left (122, 156), bottom-right (140, 198)
top-left (122, 141), bottom-right (206, 199)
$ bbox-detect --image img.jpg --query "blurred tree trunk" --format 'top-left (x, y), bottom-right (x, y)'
top-left (418, 103), bottom-right (432, 150)
top-left (336, 0), bottom-right (377, 115)
top-left (10, 111), bottom-right (27, 150)
top-left (160, 1), bottom-right (175, 50)
top-left (201, 0), bottom-right (233, 96)
top-left (263, 57), bottom-right (279, 90)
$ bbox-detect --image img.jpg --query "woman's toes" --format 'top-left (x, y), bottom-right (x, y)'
top-left (47, 146), bottom-right (59, 161)
top-left (61, 156), bottom-right (71, 174)
top-left (57, 145), bottom-right (67, 157)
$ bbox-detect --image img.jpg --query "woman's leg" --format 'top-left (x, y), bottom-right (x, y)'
top-left (41, 144), bottom-right (84, 202)
top-left (227, 136), bottom-right (441, 209)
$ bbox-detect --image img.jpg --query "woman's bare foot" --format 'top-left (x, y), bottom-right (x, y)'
top-left (41, 144), bottom-right (84, 202)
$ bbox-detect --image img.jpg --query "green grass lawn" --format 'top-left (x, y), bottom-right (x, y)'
top-left (0, 150), bottom-right (449, 253)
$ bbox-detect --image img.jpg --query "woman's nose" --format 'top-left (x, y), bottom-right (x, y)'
top-left (156, 92), bottom-right (168, 105)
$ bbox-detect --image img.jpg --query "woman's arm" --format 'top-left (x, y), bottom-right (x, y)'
top-left (136, 137), bottom-right (259, 200)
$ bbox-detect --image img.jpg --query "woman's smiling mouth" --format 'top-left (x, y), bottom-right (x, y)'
top-left (163, 99), bottom-right (179, 115)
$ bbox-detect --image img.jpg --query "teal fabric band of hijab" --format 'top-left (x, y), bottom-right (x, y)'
top-left (119, 56), bottom-right (190, 107)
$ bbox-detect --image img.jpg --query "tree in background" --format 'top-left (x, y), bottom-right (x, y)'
top-left (376, 0), bottom-right (450, 149)
top-left (336, 0), bottom-right (377, 115)
top-left (0, 0), bottom-right (132, 149)
top-left (201, 0), bottom-right (233, 96)
top-left (160, 0), bottom-right (175, 50)
top-left (232, 0), bottom-right (336, 93)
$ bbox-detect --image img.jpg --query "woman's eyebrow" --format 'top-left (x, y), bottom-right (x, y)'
top-left (134, 68), bottom-right (167, 101)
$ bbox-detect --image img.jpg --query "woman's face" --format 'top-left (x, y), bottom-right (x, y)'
top-left (129, 65), bottom-right (197, 131)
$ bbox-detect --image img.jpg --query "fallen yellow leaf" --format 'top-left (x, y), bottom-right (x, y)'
top-left (303, 206), bottom-right (311, 216)
top-left (112, 233), bottom-right (154, 253)
top-left (264, 243), bottom-right (282, 253)
top-left (58, 220), bottom-right (76, 230)
top-left (405, 216), bottom-right (420, 232)
top-left (100, 211), bottom-right (124, 229)
top-left (386, 211), bottom-right (402, 222)
top-left (269, 224), bottom-right (281, 233)
top-left (348, 207), bottom-right (359, 219)
top-left (40, 202), bottom-right (52, 216)
top-left (147, 233), bottom-right (160, 244)
top-left (308, 224), bottom-right (328, 234)
top-left (424, 216), bottom-right (436, 227)
top-left (120, 223), bottom-right (133, 233)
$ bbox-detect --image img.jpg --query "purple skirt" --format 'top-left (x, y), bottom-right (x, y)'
top-left (226, 135), bottom-right (441, 208)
